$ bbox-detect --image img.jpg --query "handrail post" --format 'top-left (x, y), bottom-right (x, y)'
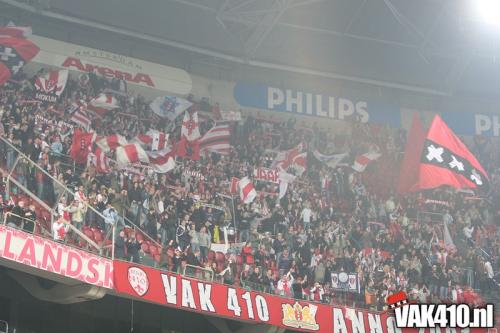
top-left (111, 225), bottom-right (116, 261)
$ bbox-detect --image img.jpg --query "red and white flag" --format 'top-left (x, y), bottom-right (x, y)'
top-left (96, 134), bottom-right (128, 153)
top-left (181, 111), bottom-right (201, 141)
top-left (116, 143), bottom-right (175, 173)
top-left (88, 93), bottom-right (119, 116)
top-left (278, 169), bottom-right (297, 199)
top-left (146, 148), bottom-right (176, 173)
top-left (290, 152), bottom-right (307, 176)
top-left (69, 129), bottom-right (97, 164)
top-left (116, 143), bottom-right (149, 167)
top-left (34, 69), bottom-right (68, 101)
top-left (199, 124), bottom-right (231, 155)
top-left (352, 151), bottom-right (381, 172)
top-left (134, 130), bottom-right (168, 151)
top-left (68, 102), bottom-right (91, 130)
top-left (0, 28), bottom-right (40, 86)
top-left (0, 24), bottom-right (32, 38)
top-left (272, 143), bottom-right (304, 170)
top-left (238, 177), bottom-right (257, 204)
top-left (90, 147), bottom-right (111, 174)
top-left (230, 177), bottom-right (239, 194)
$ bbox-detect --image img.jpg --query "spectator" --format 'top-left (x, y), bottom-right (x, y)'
top-left (52, 217), bottom-right (68, 242)
top-left (23, 204), bottom-right (37, 233)
top-left (198, 226), bottom-right (211, 261)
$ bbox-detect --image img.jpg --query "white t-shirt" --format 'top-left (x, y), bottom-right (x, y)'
top-left (301, 208), bottom-right (312, 223)
top-left (52, 221), bottom-right (67, 241)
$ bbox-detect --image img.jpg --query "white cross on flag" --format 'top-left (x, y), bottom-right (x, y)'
top-left (0, 27), bottom-right (40, 85)
top-left (181, 111), bottom-right (201, 141)
top-left (133, 130), bottom-right (168, 151)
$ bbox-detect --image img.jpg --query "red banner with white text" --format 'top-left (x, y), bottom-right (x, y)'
top-left (0, 225), bottom-right (113, 288)
top-left (113, 261), bottom-right (488, 333)
top-left (253, 167), bottom-right (280, 184)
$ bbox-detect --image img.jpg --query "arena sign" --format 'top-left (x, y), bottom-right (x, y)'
top-left (113, 261), bottom-right (486, 333)
top-left (233, 82), bottom-right (401, 127)
top-left (0, 225), bottom-right (113, 289)
top-left (28, 35), bottom-right (192, 95)
top-left (441, 111), bottom-right (500, 137)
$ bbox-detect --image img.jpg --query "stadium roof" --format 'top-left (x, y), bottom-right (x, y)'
top-left (3, 0), bottom-right (500, 99)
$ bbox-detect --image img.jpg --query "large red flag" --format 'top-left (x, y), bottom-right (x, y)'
top-left (70, 129), bottom-right (96, 164)
top-left (175, 136), bottom-right (200, 161)
top-left (397, 113), bottom-right (426, 194)
top-left (0, 33), bottom-right (39, 85)
top-left (417, 115), bottom-right (488, 191)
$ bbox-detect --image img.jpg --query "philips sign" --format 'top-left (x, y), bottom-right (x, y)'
top-left (441, 112), bottom-right (500, 137)
top-left (233, 82), bottom-right (401, 127)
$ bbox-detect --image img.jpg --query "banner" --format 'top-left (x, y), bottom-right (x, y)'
top-left (253, 167), bottom-right (280, 184)
top-left (233, 82), bottom-right (401, 127)
top-left (34, 69), bottom-right (68, 102)
top-left (219, 110), bottom-right (242, 122)
top-left (113, 261), bottom-right (484, 333)
top-left (442, 111), bottom-right (500, 137)
top-left (28, 35), bottom-right (192, 95)
top-left (0, 225), bottom-right (113, 288)
top-left (331, 272), bottom-right (360, 293)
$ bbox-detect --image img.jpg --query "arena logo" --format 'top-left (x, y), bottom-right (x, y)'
top-left (128, 266), bottom-right (149, 296)
top-left (61, 57), bottom-right (155, 87)
top-left (387, 292), bottom-right (495, 329)
top-left (282, 302), bottom-right (319, 331)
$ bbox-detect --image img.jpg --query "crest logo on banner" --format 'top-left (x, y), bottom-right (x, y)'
top-left (128, 266), bottom-right (149, 296)
top-left (281, 302), bottom-right (319, 331)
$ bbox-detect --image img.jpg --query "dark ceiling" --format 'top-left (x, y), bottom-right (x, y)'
top-left (3, 0), bottom-right (500, 99)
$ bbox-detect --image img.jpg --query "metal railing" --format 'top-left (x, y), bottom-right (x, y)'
top-left (0, 135), bottom-right (112, 256)
top-left (183, 264), bottom-right (214, 282)
top-left (3, 212), bottom-right (50, 237)
top-left (241, 280), bottom-right (271, 293)
top-left (2, 211), bottom-right (100, 252)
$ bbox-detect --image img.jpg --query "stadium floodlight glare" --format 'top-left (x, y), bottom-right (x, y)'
top-left (475, 0), bottom-right (500, 25)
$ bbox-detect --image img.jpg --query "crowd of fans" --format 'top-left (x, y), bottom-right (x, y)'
top-left (0, 67), bottom-right (498, 310)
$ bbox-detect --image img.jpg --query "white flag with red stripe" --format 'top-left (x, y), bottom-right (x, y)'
top-left (116, 143), bottom-right (175, 173)
top-left (97, 134), bottom-right (128, 153)
top-left (352, 151), bottom-right (381, 172)
top-left (238, 177), bottom-right (257, 204)
top-left (146, 148), bottom-right (176, 173)
top-left (133, 130), bottom-right (168, 151)
top-left (199, 124), bottom-right (231, 155)
top-left (116, 143), bottom-right (149, 167)
top-left (181, 111), bottom-right (201, 141)
top-left (34, 69), bottom-right (68, 101)
top-left (88, 93), bottom-right (119, 116)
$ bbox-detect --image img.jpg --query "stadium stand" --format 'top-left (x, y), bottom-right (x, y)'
top-left (0, 63), bottom-right (498, 314)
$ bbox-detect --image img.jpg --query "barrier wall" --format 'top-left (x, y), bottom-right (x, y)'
top-left (113, 260), bottom-right (486, 333)
top-left (0, 225), bottom-right (113, 289)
